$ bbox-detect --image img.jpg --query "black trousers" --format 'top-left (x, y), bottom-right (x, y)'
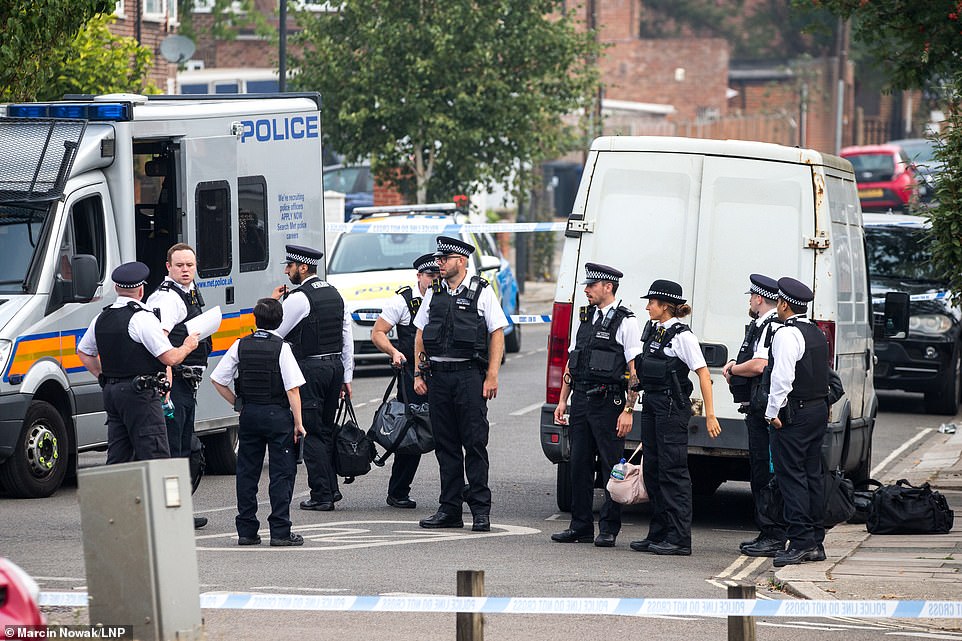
top-left (640, 390), bottom-right (692, 548)
top-left (388, 365), bottom-right (424, 500)
top-left (299, 359), bottom-right (344, 503)
top-left (567, 389), bottom-right (625, 536)
top-left (745, 409), bottom-right (787, 541)
top-left (427, 366), bottom-right (490, 516)
top-left (771, 401), bottom-right (827, 550)
top-left (104, 380), bottom-right (170, 464)
top-left (165, 376), bottom-right (196, 458)
top-left (235, 403), bottom-right (297, 539)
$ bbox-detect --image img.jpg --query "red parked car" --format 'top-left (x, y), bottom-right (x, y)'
top-left (840, 144), bottom-right (922, 212)
top-left (0, 558), bottom-right (44, 631)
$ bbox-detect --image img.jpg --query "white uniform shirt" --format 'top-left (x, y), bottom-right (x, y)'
top-left (413, 275), bottom-right (509, 361)
top-left (764, 315), bottom-right (809, 420)
top-left (750, 308), bottom-right (780, 360)
top-left (275, 275), bottom-right (355, 383)
top-left (651, 317), bottom-right (707, 371)
top-left (76, 296), bottom-right (174, 358)
top-left (144, 277), bottom-right (192, 333)
top-left (379, 281), bottom-right (422, 328)
top-left (209, 330), bottom-right (305, 391)
top-left (568, 301), bottom-right (644, 362)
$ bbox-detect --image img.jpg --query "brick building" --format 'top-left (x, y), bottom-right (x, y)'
top-left (108, 0), bottom-right (178, 91)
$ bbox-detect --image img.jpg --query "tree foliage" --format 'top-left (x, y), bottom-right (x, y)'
top-left (0, 0), bottom-right (114, 101)
top-left (928, 75), bottom-right (962, 300)
top-left (290, 0), bottom-right (600, 203)
top-left (176, 0), bottom-right (273, 43)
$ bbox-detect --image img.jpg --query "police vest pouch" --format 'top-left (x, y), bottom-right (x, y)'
top-left (640, 356), bottom-right (669, 387)
top-left (866, 479), bottom-right (955, 535)
top-left (587, 350), bottom-right (617, 376)
top-left (334, 397), bottom-right (375, 481)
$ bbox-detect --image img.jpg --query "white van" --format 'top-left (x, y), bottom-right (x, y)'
top-left (539, 136), bottom-right (878, 510)
top-left (0, 93), bottom-right (325, 497)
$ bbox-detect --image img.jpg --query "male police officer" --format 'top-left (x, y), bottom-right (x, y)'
top-left (551, 263), bottom-right (641, 547)
top-left (764, 277), bottom-right (830, 567)
top-left (210, 298), bottom-right (307, 547)
top-left (271, 244), bottom-right (354, 512)
top-left (77, 262), bottom-right (200, 464)
top-left (722, 274), bottom-right (786, 557)
top-left (370, 253), bottom-right (439, 509)
top-left (413, 236), bottom-right (508, 532)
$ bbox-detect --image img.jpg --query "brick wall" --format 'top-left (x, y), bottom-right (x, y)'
top-left (109, 10), bottom-right (176, 91)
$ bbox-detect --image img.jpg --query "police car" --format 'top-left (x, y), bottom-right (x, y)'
top-left (325, 202), bottom-right (522, 364)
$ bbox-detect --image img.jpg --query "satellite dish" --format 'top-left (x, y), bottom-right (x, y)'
top-left (159, 35), bottom-right (196, 64)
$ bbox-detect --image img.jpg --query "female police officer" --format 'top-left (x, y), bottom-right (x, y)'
top-left (629, 279), bottom-right (721, 556)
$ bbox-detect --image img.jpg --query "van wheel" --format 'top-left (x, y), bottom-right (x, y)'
top-left (689, 463), bottom-right (724, 497)
top-left (924, 350), bottom-right (961, 415)
top-left (202, 426), bottom-right (238, 474)
top-left (0, 401), bottom-right (68, 498)
top-left (556, 461), bottom-right (572, 512)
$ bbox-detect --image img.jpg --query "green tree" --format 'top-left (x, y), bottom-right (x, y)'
top-left (40, 14), bottom-right (157, 101)
top-left (290, 0), bottom-right (600, 203)
top-left (0, 0), bottom-right (114, 101)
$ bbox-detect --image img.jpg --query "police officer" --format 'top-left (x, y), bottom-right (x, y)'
top-left (271, 244), bottom-right (354, 512)
top-left (76, 262), bottom-right (200, 464)
top-left (550, 263), bottom-right (642, 548)
top-left (765, 277), bottom-right (830, 567)
top-left (370, 253), bottom-right (439, 509)
top-left (721, 274), bottom-right (786, 557)
top-left (412, 236), bottom-right (508, 532)
top-left (210, 298), bottom-right (307, 547)
top-left (629, 280), bottom-right (721, 556)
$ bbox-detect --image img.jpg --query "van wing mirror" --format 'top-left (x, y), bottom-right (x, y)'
top-left (72, 254), bottom-right (100, 302)
top-left (479, 255), bottom-right (500, 272)
top-left (878, 291), bottom-right (910, 339)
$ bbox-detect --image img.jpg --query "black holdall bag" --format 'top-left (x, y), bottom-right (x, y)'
top-left (848, 479), bottom-right (883, 525)
top-left (369, 370), bottom-right (434, 467)
top-left (334, 396), bottom-right (376, 482)
top-left (760, 468), bottom-right (855, 528)
top-left (866, 479), bottom-right (955, 535)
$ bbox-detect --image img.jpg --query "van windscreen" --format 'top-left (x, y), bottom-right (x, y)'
top-left (864, 225), bottom-right (941, 283)
top-left (0, 203), bottom-right (50, 293)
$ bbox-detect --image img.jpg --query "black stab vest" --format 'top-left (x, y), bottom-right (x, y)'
top-left (729, 313), bottom-right (781, 403)
top-left (568, 304), bottom-right (633, 385)
top-left (395, 285), bottom-right (421, 363)
top-left (154, 280), bottom-right (212, 366)
top-left (235, 330), bottom-right (288, 407)
top-left (422, 276), bottom-right (489, 360)
top-left (95, 302), bottom-right (163, 378)
top-left (634, 321), bottom-right (693, 395)
top-left (767, 318), bottom-right (829, 401)
top-left (286, 277), bottom-right (345, 359)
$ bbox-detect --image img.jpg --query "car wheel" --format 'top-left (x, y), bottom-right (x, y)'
top-left (0, 401), bottom-right (69, 498)
top-left (556, 461), bottom-right (571, 512)
top-left (202, 425), bottom-right (238, 474)
top-left (924, 349), bottom-right (961, 415)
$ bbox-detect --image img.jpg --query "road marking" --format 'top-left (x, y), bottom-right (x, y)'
top-left (717, 555), bottom-right (751, 579)
top-left (510, 401), bottom-right (543, 416)
top-left (732, 557), bottom-right (767, 581)
top-left (872, 428), bottom-right (934, 477)
top-left (545, 513), bottom-right (563, 521)
top-left (887, 632), bottom-right (962, 639)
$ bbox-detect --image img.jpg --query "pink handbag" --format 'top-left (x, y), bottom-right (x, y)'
top-left (606, 442), bottom-right (648, 504)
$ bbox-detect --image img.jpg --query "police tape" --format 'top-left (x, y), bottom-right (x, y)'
top-left (37, 592), bottom-right (962, 619)
top-left (871, 290), bottom-right (949, 304)
top-left (351, 312), bottom-right (551, 324)
top-left (327, 222), bottom-right (566, 234)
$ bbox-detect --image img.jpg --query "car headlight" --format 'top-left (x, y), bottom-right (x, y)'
top-left (0, 339), bottom-right (12, 376)
top-left (909, 314), bottom-right (953, 335)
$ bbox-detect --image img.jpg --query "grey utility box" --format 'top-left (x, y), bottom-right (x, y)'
top-left (78, 458), bottom-right (202, 641)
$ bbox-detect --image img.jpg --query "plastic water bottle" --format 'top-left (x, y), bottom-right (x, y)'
top-left (162, 399), bottom-right (175, 420)
top-left (611, 458), bottom-right (628, 480)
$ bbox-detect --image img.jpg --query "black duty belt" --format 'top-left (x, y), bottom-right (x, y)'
top-left (102, 376), bottom-right (136, 384)
top-left (430, 360), bottom-right (477, 372)
top-left (788, 396), bottom-right (826, 410)
top-left (306, 353), bottom-right (342, 361)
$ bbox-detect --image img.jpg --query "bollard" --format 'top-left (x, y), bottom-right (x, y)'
top-left (727, 583), bottom-right (756, 641)
top-left (456, 570), bottom-right (484, 641)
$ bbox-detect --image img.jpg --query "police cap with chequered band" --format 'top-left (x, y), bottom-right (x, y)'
top-left (433, 235), bottom-right (475, 258)
top-left (642, 279), bottom-right (687, 304)
top-left (777, 277), bottom-right (814, 307)
top-left (747, 273), bottom-right (779, 301)
top-left (413, 253), bottom-right (441, 273)
top-left (580, 262), bottom-right (624, 285)
top-left (282, 244), bottom-right (323, 266)
top-left (111, 261), bottom-right (150, 289)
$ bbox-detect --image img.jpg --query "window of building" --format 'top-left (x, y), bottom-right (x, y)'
top-left (238, 176), bottom-right (268, 272)
top-left (143, 0), bottom-right (164, 18)
top-left (114, 1), bottom-right (125, 17)
top-left (195, 181), bottom-right (231, 278)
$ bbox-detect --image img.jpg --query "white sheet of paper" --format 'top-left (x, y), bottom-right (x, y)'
top-left (184, 305), bottom-right (222, 340)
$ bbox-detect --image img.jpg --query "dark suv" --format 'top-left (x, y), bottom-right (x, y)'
top-left (864, 213), bottom-right (961, 414)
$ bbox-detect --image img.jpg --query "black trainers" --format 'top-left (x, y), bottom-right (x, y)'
top-left (193, 516), bottom-right (208, 529)
top-left (270, 533), bottom-right (305, 547)
top-left (550, 529), bottom-right (594, 543)
top-left (773, 546), bottom-right (819, 567)
top-left (742, 537), bottom-right (785, 558)
top-left (237, 535), bottom-right (261, 546)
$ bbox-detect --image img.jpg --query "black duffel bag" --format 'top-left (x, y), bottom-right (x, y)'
top-left (334, 396), bottom-right (376, 482)
top-left (760, 467), bottom-right (855, 528)
top-left (866, 479), bottom-right (955, 535)
top-left (848, 479), bottom-right (883, 525)
top-left (369, 370), bottom-right (434, 466)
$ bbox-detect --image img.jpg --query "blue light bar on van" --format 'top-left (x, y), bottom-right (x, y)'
top-left (6, 102), bottom-right (133, 122)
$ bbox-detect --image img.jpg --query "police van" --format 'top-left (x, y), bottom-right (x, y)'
top-left (539, 136), bottom-right (886, 510)
top-left (0, 93), bottom-right (325, 497)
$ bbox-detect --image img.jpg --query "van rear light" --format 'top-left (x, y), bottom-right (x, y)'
top-left (815, 319), bottom-right (836, 365)
top-left (546, 301), bottom-right (573, 404)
